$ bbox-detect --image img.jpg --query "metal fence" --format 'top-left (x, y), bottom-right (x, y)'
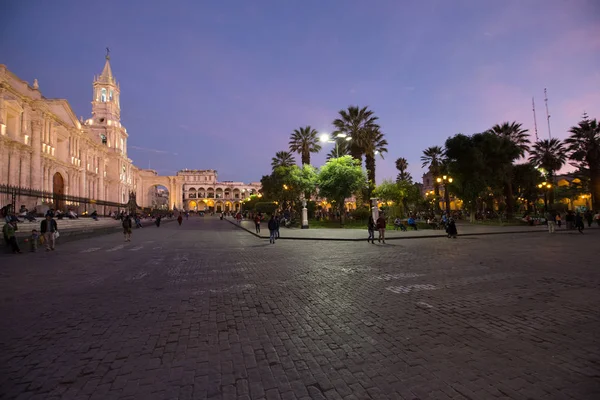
top-left (0, 184), bottom-right (135, 216)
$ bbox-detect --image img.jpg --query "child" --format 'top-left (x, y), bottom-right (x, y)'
top-left (30, 229), bottom-right (39, 252)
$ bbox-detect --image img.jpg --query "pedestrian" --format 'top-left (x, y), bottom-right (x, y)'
top-left (376, 213), bottom-right (387, 243)
top-left (446, 218), bottom-right (458, 238)
top-left (2, 220), bottom-right (21, 254)
top-left (595, 210), bottom-right (600, 227)
top-left (555, 213), bottom-right (562, 229)
top-left (584, 210), bottom-right (593, 228)
top-left (566, 211), bottom-right (574, 230)
top-left (275, 215), bottom-right (280, 239)
top-left (155, 215), bottom-right (161, 227)
top-left (575, 212), bottom-right (584, 234)
top-left (30, 229), bottom-right (39, 252)
top-left (135, 215), bottom-right (143, 228)
top-left (367, 215), bottom-right (375, 244)
top-left (123, 215), bottom-right (133, 242)
top-left (177, 214), bottom-right (183, 226)
top-left (268, 215), bottom-right (278, 244)
top-left (40, 215), bottom-right (58, 251)
top-left (546, 210), bottom-right (556, 234)
top-left (236, 212), bottom-right (242, 224)
top-left (254, 214), bottom-right (261, 233)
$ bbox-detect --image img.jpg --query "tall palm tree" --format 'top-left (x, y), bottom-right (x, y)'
top-left (395, 157), bottom-right (412, 183)
top-left (488, 122), bottom-right (530, 157)
top-left (363, 127), bottom-right (388, 188)
top-left (528, 138), bottom-right (567, 205)
top-left (488, 121), bottom-right (530, 219)
top-left (288, 126), bottom-right (321, 165)
top-left (332, 106), bottom-right (379, 164)
top-left (565, 114), bottom-right (600, 209)
top-left (421, 146), bottom-right (445, 210)
top-left (271, 151), bottom-right (296, 170)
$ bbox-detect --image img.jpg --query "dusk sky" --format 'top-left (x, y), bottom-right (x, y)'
top-left (2, 0), bottom-right (599, 183)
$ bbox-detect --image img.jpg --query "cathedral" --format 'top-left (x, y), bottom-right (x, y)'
top-left (0, 55), bottom-right (259, 213)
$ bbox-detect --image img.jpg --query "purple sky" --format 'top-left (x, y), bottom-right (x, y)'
top-left (2, 0), bottom-right (599, 183)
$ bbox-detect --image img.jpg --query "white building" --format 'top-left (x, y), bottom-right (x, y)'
top-left (0, 55), bottom-right (260, 212)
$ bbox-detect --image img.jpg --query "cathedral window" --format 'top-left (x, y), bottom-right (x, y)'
top-left (101, 88), bottom-right (107, 102)
top-left (109, 90), bottom-right (114, 101)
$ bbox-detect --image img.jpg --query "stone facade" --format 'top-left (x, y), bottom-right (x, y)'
top-left (0, 57), bottom-right (260, 212)
top-left (179, 169), bottom-right (261, 212)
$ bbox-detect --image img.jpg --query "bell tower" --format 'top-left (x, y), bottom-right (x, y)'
top-left (92, 49), bottom-right (120, 123)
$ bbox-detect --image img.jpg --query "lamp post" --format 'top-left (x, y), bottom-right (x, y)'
top-left (537, 181), bottom-right (552, 211)
top-left (436, 175), bottom-right (453, 215)
top-left (320, 132), bottom-right (351, 157)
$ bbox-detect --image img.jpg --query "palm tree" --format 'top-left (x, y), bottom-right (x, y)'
top-left (363, 127), bottom-right (388, 188)
top-left (488, 122), bottom-right (530, 157)
top-left (271, 151), bottom-right (296, 170)
top-left (421, 146), bottom-right (445, 211)
top-left (288, 126), bottom-right (321, 165)
top-left (488, 121), bottom-right (530, 219)
top-left (528, 138), bottom-right (567, 205)
top-left (325, 138), bottom-right (350, 160)
top-left (395, 157), bottom-right (412, 183)
top-left (332, 106), bottom-right (379, 164)
top-left (565, 114), bottom-right (600, 209)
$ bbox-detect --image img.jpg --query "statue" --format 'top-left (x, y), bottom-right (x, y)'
top-left (32, 79), bottom-right (39, 90)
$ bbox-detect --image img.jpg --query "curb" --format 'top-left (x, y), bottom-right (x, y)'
top-left (224, 218), bottom-right (559, 241)
top-left (2, 219), bottom-right (176, 251)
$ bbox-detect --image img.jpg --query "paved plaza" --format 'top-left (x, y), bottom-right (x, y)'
top-left (0, 217), bottom-right (599, 400)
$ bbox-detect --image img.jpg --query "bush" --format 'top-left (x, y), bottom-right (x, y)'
top-left (255, 202), bottom-right (278, 215)
top-left (351, 207), bottom-right (371, 221)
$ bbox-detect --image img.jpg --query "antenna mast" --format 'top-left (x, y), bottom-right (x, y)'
top-left (544, 88), bottom-right (552, 139)
top-left (532, 97), bottom-right (539, 142)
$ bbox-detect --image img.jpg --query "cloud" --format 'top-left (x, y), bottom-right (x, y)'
top-left (129, 146), bottom-right (178, 155)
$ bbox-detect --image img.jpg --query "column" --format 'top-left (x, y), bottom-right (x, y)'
top-left (20, 153), bottom-right (29, 188)
top-left (80, 153), bottom-right (86, 198)
top-left (0, 145), bottom-right (6, 183)
top-left (7, 146), bottom-right (18, 186)
top-left (98, 165), bottom-right (104, 201)
top-left (30, 118), bottom-right (42, 190)
top-left (0, 86), bottom-right (6, 136)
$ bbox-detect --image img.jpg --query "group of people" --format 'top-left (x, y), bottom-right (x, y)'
top-left (3, 214), bottom-right (59, 254)
top-left (545, 209), bottom-right (599, 234)
top-left (367, 213), bottom-right (458, 243)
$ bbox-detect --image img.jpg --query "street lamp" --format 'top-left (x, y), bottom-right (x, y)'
top-left (538, 181), bottom-right (552, 211)
top-left (436, 175), bottom-right (453, 215)
top-left (320, 132), bottom-right (351, 158)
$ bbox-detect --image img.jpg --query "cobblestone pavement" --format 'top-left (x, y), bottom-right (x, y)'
top-left (1, 216), bottom-right (599, 400)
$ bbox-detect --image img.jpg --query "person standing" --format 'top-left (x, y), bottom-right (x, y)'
top-left (155, 215), bottom-right (162, 227)
top-left (546, 210), bottom-right (556, 234)
top-left (367, 215), bottom-right (375, 244)
top-left (177, 214), bottom-right (183, 226)
top-left (575, 212), bottom-right (584, 234)
top-left (123, 215), bottom-right (133, 242)
top-left (275, 215), bottom-right (280, 239)
top-left (30, 229), bottom-right (39, 252)
top-left (446, 218), bottom-right (458, 238)
top-left (236, 212), bottom-right (242, 224)
top-left (584, 210), bottom-right (593, 228)
top-left (254, 214), bottom-right (261, 233)
top-left (2, 220), bottom-right (21, 254)
top-left (40, 215), bottom-right (58, 251)
top-left (376, 213), bottom-right (387, 244)
top-left (268, 215), bottom-right (278, 244)
top-left (555, 213), bottom-right (562, 229)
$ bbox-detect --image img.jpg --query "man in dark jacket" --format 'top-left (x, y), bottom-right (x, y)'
top-left (268, 215), bottom-right (278, 244)
top-left (40, 215), bottom-right (58, 251)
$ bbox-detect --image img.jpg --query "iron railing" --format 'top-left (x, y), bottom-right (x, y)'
top-left (0, 184), bottom-right (137, 215)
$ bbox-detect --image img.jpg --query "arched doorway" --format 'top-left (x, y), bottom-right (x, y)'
top-left (53, 172), bottom-right (65, 211)
top-left (148, 185), bottom-right (170, 210)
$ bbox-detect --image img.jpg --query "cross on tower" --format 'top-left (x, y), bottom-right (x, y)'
top-left (105, 47), bottom-right (110, 60)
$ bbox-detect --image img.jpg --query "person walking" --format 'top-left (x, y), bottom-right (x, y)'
top-left (123, 215), bottom-right (133, 242)
top-left (546, 210), bottom-right (556, 234)
top-left (555, 213), bottom-right (562, 229)
top-left (367, 215), bottom-right (375, 244)
top-left (268, 215), bottom-right (278, 244)
top-left (275, 215), bottom-right (280, 239)
top-left (236, 212), bottom-right (242, 224)
top-left (2, 220), bottom-right (21, 254)
top-left (254, 214), bottom-right (261, 233)
top-left (155, 215), bottom-right (162, 227)
top-left (446, 218), bottom-right (458, 238)
top-left (584, 210), bottom-right (593, 228)
top-left (177, 214), bottom-right (183, 226)
top-left (40, 215), bottom-right (58, 251)
top-left (575, 212), bottom-right (584, 234)
top-left (376, 213), bottom-right (387, 243)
